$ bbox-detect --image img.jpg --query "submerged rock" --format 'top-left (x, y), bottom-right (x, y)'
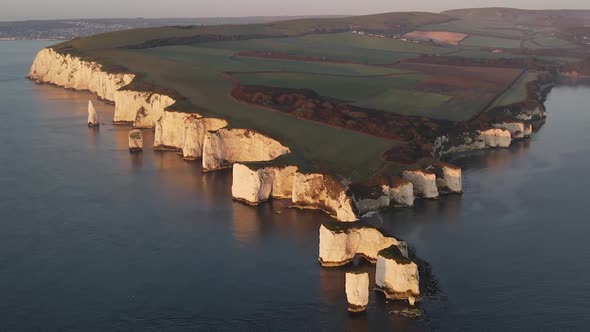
top-left (375, 245), bottom-right (420, 305)
top-left (426, 162), bottom-right (462, 194)
top-left (128, 129), bottom-right (143, 152)
top-left (87, 100), bottom-right (99, 127)
top-left (402, 170), bottom-right (439, 199)
top-left (345, 272), bottom-right (369, 313)
top-left (318, 222), bottom-right (407, 267)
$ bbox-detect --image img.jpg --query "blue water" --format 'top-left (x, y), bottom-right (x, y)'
top-left (1, 41), bottom-right (590, 331)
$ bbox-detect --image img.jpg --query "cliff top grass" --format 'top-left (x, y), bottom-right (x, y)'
top-left (322, 221), bottom-right (374, 233)
top-left (46, 10), bottom-right (589, 181)
top-left (379, 245), bottom-right (413, 264)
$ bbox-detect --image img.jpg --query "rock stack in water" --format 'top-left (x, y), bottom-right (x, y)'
top-left (375, 245), bottom-right (420, 306)
top-left (87, 100), bottom-right (99, 127)
top-left (345, 272), bottom-right (369, 313)
top-left (128, 129), bottom-right (143, 152)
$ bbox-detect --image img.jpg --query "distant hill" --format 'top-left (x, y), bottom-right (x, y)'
top-left (442, 7), bottom-right (590, 28)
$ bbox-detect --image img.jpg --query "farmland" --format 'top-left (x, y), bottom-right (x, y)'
top-left (45, 9), bottom-right (590, 181)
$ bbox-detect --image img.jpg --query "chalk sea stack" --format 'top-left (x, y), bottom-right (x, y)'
top-left (318, 222), bottom-right (408, 267)
top-left (87, 100), bottom-right (98, 127)
top-left (345, 272), bottom-right (369, 313)
top-left (375, 245), bottom-right (420, 306)
top-left (128, 129), bottom-right (143, 152)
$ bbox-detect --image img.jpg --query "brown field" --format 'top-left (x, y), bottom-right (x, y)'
top-left (396, 63), bottom-right (523, 91)
top-left (404, 30), bottom-right (468, 45)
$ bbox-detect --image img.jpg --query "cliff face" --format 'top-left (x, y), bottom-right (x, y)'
top-left (345, 272), bottom-right (369, 313)
top-left (114, 90), bottom-right (176, 128)
top-left (402, 170), bottom-right (439, 199)
top-left (202, 128), bottom-right (290, 171)
top-left (29, 48), bottom-right (134, 102)
top-left (154, 111), bottom-right (228, 160)
top-left (292, 173), bottom-right (357, 222)
top-left (375, 248), bottom-right (420, 304)
top-left (318, 223), bottom-right (408, 266)
top-left (433, 128), bottom-right (513, 158)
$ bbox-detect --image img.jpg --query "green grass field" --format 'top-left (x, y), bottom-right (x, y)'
top-left (45, 10), bottom-right (587, 180)
top-left (490, 72), bottom-right (539, 108)
top-left (460, 35), bottom-right (523, 48)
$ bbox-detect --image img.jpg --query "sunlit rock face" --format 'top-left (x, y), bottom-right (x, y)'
top-left (375, 245), bottom-right (420, 305)
top-left (231, 164), bottom-right (274, 204)
top-left (493, 122), bottom-right (527, 140)
top-left (293, 173), bottom-right (357, 222)
top-left (426, 163), bottom-right (462, 194)
top-left (318, 223), bottom-right (408, 267)
top-left (87, 101), bottom-right (99, 127)
top-left (114, 90), bottom-right (176, 128)
top-left (482, 128), bottom-right (511, 148)
top-left (128, 129), bottom-right (143, 152)
top-left (432, 132), bottom-right (486, 158)
top-left (202, 128), bottom-right (290, 171)
top-left (402, 170), bottom-right (439, 199)
top-left (523, 123), bottom-right (533, 137)
top-left (154, 111), bottom-right (228, 160)
top-left (387, 177), bottom-right (415, 207)
top-left (29, 48), bottom-right (134, 102)
top-left (345, 272), bottom-right (369, 313)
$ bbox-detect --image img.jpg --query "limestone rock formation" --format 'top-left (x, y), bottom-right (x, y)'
top-left (231, 164), bottom-right (274, 204)
top-left (345, 272), bottom-right (370, 313)
top-left (352, 186), bottom-right (390, 217)
top-left (387, 177), bottom-right (415, 207)
top-left (202, 128), bottom-right (290, 171)
top-left (482, 128), bottom-right (511, 148)
top-left (493, 122), bottom-right (529, 140)
top-left (318, 223), bottom-right (407, 267)
top-left (154, 111), bottom-right (227, 159)
top-left (293, 173), bottom-right (357, 222)
top-left (402, 170), bottom-right (439, 199)
top-left (114, 90), bottom-right (176, 128)
top-left (128, 129), bottom-right (143, 152)
top-left (375, 245), bottom-right (420, 305)
top-left (87, 100), bottom-right (99, 127)
top-left (29, 48), bottom-right (134, 102)
top-left (426, 163), bottom-right (462, 194)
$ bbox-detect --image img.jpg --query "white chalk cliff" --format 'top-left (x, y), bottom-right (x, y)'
top-left (375, 245), bottom-right (420, 305)
top-left (493, 122), bottom-right (529, 140)
top-left (154, 111), bottom-right (228, 160)
top-left (387, 178), bottom-right (415, 207)
top-left (128, 129), bottom-right (143, 152)
top-left (87, 100), bottom-right (99, 127)
top-left (202, 128), bottom-right (290, 171)
top-left (426, 163), bottom-right (462, 194)
top-left (318, 223), bottom-right (408, 266)
top-left (345, 272), bottom-right (370, 313)
top-left (433, 127), bottom-right (512, 158)
top-left (231, 164), bottom-right (275, 204)
top-left (293, 173), bottom-right (357, 222)
top-left (402, 170), bottom-right (439, 199)
top-left (114, 90), bottom-right (176, 128)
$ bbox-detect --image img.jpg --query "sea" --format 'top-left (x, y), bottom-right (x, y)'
top-left (1, 41), bottom-right (590, 331)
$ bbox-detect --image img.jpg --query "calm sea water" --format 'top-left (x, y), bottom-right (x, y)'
top-left (1, 41), bottom-right (589, 331)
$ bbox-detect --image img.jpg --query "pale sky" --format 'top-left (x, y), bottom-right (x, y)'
top-left (1, 0), bottom-right (589, 21)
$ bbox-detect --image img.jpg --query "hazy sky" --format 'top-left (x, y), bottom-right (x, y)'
top-left (1, 0), bottom-right (589, 21)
